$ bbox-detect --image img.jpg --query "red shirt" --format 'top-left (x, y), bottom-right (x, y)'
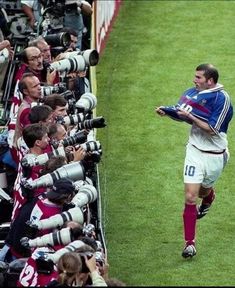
top-left (17, 247), bottom-right (59, 287)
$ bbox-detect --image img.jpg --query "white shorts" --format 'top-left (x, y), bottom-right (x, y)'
top-left (183, 143), bottom-right (229, 188)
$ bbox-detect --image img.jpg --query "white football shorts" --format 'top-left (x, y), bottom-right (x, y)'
top-left (183, 143), bottom-right (229, 188)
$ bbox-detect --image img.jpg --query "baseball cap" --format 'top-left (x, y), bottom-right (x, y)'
top-left (46, 178), bottom-right (75, 200)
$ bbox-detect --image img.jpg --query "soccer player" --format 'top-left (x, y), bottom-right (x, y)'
top-left (155, 63), bottom-right (233, 258)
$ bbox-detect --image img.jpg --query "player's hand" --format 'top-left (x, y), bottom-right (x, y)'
top-left (155, 106), bottom-right (166, 116)
top-left (177, 107), bottom-right (191, 117)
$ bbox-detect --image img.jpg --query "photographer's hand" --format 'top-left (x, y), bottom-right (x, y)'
top-left (72, 146), bottom-right (86, 162)
top-left (0, 40), bottom-right (13, 60)
top-left (53, 52), bottom-right (66, 62)
top-left (84, 254), bottom-right (97, 273)
top-left (29, 17), bottom-right (36, 29)
top-left (0, 40), bottom-right (10, 51)
top-left (81, 0), bottom-right (93, 16)
top-left (46, 69), bottom-right (57, 85)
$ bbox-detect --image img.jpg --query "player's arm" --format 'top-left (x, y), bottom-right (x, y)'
top-left (178, 108), bottom-right (215, 135)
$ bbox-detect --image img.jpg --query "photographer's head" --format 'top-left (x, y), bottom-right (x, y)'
top-left (40, 155), bottom-right (68, 175)
top-left (57, 252), bottom-right (83, 286)
top-left (18, 73), bottom-right (42, 101)
top-left (60, 27), bottom-right (78, 51)
top-left (28, 37), bottom-right (52, 64)
top-left (48, 123), bottom-right (67, 142)
top-left (29, 104), bottom-right (54, 124)
top-left (44, 93), bottom-right (68, 119)
top-left (46, 178), bottom-right (75, 204)
top-left (21, 47), bottom-right (44, 73)
top-left (54, 244), bottom-right (96, 286)
top-left (22, 123), bottom-right (49, 150)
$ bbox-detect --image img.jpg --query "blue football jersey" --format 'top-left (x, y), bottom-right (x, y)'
top-left (162, 84), bottom-right (233, 134)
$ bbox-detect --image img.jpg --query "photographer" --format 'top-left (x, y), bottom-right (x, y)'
top-left (17, 221), bottom-right (80, 286)
top-left (21, 0), bottom-right (42, 30)
top-left (47, 123), bottom-right (87, 163)
top-left (3, 178), bottom-right (76, 261)
top-left (43, 93), bottom-right (68, 120)
top-left (19, 46), bottom-right (57, 84)
top-left (60, 27), bottom-right (79, 52)
top-left (64, 0), bottom-right (93, 51)
top-left (17, 227), bottom-right (98, 287)
top-left (29, 104), bottom-right (54, 125)
top-left (47, 251), bottom-right (107, 287)
top-left (11, 123), bottom-right (50, 222)
top-left (28, 36), bottom-right (61, 85)
top-left (8, 47), bottom-right (51, 147)
top-left (28, 37), bottom-right (52, 65)
top-left (58, 27), bottom-right (90, 100)
top-left (11, 73), bottom-right (42, 162)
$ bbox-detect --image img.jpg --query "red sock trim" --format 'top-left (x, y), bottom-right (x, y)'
top-left (202, 188), bottom-right (215, 205)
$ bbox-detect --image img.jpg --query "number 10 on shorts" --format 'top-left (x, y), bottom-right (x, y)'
top-left (185, 165), bottom-right (195, 176)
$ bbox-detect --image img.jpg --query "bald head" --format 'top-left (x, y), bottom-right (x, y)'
top-left (22, 47), bottom-right (43, 71)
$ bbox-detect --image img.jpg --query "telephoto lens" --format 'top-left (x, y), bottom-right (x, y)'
top-left (46, 240), bottom-right (86, 263)
top-left (81, 49), bottom-right (99, 66)
top-left (22, 161), bottom-right (85, 189)
top-left (62, 49), bottom-right (99, 66)
top-left (73, 177), bottom-right (93, 191)
top-left (77, 117), bottom-right (106, 130)
top-left (20, 227), bottom-right (72, 248)
top-left (41, 83), bottom-right (67, 97)
top-left (78, 140), bottom-right (101, 152)
top-left (49, 55), bottom-right (86, 73)
top-left (61, 113), bottom-right (85, 126)
top-left (27, 207), bottom-right (84, 231)
top-left (44, 32), bottom-right (71, 48)
top-left (21, 146), bottom-right (66, 167)
top-left (71, 184), bottom-right (97, 207)
top-left (61, 130), bottom-right (88, 147)
top-left (75, 92), bottom-right (97, 113)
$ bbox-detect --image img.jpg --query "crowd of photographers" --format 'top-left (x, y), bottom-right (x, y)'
top-left (0, 0), bottom-right (126, 286)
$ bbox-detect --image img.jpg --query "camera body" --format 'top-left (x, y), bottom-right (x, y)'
top-left (56, 113), bottom-right (86, 127)
top-left (0, 1), bottom-right (29, 37)
top-left (51, 130), bottom-right (88, 150)
top-left (21, 146), bottom-right (66, 168)
top-left (41, 82), bottom-right (67, 97)
top-left (42, 0), bottom-right (67, 18)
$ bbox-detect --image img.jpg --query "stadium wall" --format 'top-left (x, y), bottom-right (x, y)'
top-left (90, 0), bottom-right (122, 96)
top-left (89, 0), bottom-right (122, 258)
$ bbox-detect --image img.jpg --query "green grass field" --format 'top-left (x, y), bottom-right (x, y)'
top-left (96, 1), bottom-right (235, 286)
